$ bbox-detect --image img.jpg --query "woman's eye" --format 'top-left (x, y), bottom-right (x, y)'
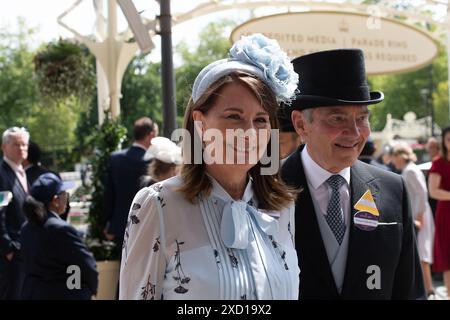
top-left (227, 114), bottom-right (241, 120)
top-left (255, 117), bottom-right (268, 123)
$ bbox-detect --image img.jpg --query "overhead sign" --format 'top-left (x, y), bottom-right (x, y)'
top-left (230, 11), bottom-right (439, 75)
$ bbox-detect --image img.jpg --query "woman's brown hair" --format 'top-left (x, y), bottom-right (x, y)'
top-left (440, 126), bottom-right (450, 162)
top-left (178, 72), bottom-right (298, 211)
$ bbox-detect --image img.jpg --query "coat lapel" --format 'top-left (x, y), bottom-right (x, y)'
top-left (341, 161), bottom-right (380, 294)
top-left (283, 145), bottom-right (339, 298)
top-left (2, 161), bottom-right (27, 198)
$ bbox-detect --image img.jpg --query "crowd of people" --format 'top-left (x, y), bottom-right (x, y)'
top-left (1, 33), bottom-right (450, 300)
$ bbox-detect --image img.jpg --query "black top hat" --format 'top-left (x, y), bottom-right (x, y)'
top-left (291, 49), bottom-right (384, 110)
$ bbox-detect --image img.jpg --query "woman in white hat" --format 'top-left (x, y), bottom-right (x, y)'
top-left (140, 137), bottom-right (182, 188)
top-left (392, 142), bottom-right (435, 299)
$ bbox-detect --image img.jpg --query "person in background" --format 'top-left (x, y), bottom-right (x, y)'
top-left (0, 127), bottom-right (30, 299)
top-left (424, 137), bottom-right (439, 219)
top-left (23, 142), bottom-right (70, 221)
top-left (20, 173), bottom-right (98, 299)
top-left (378, 143), bottom-right (398, 173)
top-left (103, 117), bottom-right (158, 248)
top-left (139, 137), bottom-right (182, 188)
top-left (358, 138), bottom-right (389, 170)
top-left (428, 126), bottom-right (450, 299)
top-left (392, 142), bottom-right (435, 299)
top-left (277, 108), bottom-right (302, 164)
top-left (426, 137), bottom-right (440, 162)
top-left (23, 141), bottom-right (55, 186)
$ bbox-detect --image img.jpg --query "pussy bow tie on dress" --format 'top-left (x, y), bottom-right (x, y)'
top-left (220, 200), bottom-right (279, 249)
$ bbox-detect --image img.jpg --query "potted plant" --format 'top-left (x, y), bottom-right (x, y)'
top-left (86, 110), bottom-right (127, 299)
top-left (33, 39), bottom-right (95, 103)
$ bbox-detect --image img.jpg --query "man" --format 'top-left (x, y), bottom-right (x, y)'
top-left (103, 117), bottom-right (158, 250)
top-left (425, 137), bottom-right (439, 162)
top-left (281, 49), bottom-right (425, 299)
top-left (23, 141), bottom-right (57, 186)
top-left (358, 138), bottom-right (389, 170)
top-left (0, 127), bottom-right (30, 299)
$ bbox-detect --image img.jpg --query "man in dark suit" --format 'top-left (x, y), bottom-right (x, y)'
top-left (0, 127), bottom-right (30, 299)
top-left (103, 117), bottom-right (158, 252)
top-left (281, 49), bottom-right (425, 299)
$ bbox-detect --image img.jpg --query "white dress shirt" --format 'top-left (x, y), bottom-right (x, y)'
top-left (301, 146), bottom-right (351, 226)
top-left (301, 146), bottom-right (351, 293)
top-left (3, 156), bottom-right (28, 192)
top-left (132, 142), bottom-right (148, 151)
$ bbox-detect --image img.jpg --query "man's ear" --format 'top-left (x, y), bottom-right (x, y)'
top-left (291, 110), bottom-right (307, 137)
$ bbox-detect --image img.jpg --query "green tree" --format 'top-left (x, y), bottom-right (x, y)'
top-left (368, 44), bottom-right (448, 133)
top-left (175, 19), bottom-right (236, 124)
top-left (0, 19), bottom-right (39, 133)
top-left (121, 57), bottom-right (162, 140)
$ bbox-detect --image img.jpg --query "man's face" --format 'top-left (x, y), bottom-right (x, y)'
top-left (292, 105), bottom-right (371, 173)
top-left (2, 134), bottom-right (29, 165)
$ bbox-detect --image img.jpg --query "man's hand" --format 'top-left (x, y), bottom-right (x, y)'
top-left (103, 228), bottom-right (116, 241)
top-left (5, 252), bottom-right (14, 262)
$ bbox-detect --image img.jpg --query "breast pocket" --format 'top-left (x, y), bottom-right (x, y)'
top-left (352, 223), bottom-right (403, 266)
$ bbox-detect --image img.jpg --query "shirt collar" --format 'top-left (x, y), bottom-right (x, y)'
top-left (3, 156), bottom-right (24, 173)
top-left (301, 145), bottom-right (351, 190)
top-left (132, 142), bottom-right (148, 151)
top-left (208, 173), bottom-right (254, 204)
top-left (49, 211), bottom-right (62, 220)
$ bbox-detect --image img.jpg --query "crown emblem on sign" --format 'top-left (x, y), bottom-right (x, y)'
top-left (339, 19), bottom-right (349, 32)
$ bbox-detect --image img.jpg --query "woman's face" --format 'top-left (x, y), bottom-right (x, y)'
top-left (54, 191), bottom-right (68, 215)
top-left (193, 82), bottom-right (272, 170)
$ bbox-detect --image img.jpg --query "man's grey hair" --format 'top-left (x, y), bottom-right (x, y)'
top-left (302, 109), bottom-right (314, 123)
top-left (2, 127), bottom-right (30, 144)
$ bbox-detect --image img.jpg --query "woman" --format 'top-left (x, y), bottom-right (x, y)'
top-left (392, 143), bottom-right (435, 298)
top-left (20, 173), bottom-right (98, 300)
top-left (429, 126), bottom-right (450, 299)
top-left (140, 136), bottom-right (182, 188)
top-left (120, 34), bottom-right (300, 300)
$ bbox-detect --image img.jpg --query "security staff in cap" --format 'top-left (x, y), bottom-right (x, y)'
top-left (20, 173), bottom-right (98, 300)
top-left (281, 49), bottom-right (425, 299)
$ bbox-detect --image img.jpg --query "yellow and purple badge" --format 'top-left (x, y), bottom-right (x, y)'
top-left (353, 190), bottom-right (379, 231)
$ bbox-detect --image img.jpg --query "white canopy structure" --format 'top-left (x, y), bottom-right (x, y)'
top-left (57, 0), bottom-right (450, 126)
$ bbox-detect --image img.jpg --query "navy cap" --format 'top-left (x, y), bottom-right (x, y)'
top-left (30, 173), bottom-right (75, 204)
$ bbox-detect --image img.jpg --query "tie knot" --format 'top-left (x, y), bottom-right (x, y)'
top-left (326, 174), bottom-right (346, 190)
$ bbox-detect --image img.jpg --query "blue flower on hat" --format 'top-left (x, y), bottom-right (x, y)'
top-left (229, 33), bottom-right (298, 103)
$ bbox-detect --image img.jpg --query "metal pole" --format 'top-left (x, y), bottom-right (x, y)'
top-left (159, 0), bottom-right (177, 137)
top-left (108, 0), bottom-right (120, 119)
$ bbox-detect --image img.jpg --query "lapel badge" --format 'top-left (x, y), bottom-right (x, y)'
top-left (353, 189), bottom-right (379, 231)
